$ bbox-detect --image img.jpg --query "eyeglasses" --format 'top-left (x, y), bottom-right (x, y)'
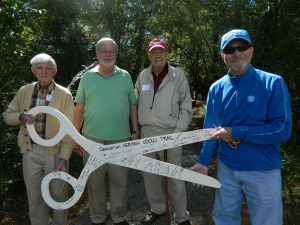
top-left (151, 51), bottom-right (165, 57)
top-left (98, 49), bottom-right (117, 55)
top-left (223, 44), bottom-right (251, 54)
top-left (35, 66), bottom-right (53, 73)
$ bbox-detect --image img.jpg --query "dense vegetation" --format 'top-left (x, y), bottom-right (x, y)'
top-left (1, 0), bottom-right (299, 222)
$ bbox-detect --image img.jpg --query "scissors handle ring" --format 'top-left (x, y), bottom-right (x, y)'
top-left (41, 171), bottom-right (84, 210)
top-left (228, 140), bottom-right (241, 149)
top-left (27, 106), bottom-right (70, 146)
top-left (27, 106), bottom-right (93, 150)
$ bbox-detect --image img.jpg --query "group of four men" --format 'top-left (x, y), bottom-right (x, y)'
top-left (3, 29), bottom-right (292, 225)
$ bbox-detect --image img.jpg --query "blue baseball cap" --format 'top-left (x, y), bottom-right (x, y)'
top-left (221, 29), bottom-right (252, 51)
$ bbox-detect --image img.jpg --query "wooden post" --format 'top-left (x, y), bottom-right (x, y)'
top-left (164, 149), bottom-right (169, 225)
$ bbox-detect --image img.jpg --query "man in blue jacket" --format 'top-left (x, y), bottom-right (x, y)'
top-left (189, 29), bottom-right (292, 225)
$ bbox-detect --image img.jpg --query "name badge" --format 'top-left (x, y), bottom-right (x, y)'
top-left (142, 84), bottom-right (150, 91)
top-left (46, 94), bottom-right (53, 101)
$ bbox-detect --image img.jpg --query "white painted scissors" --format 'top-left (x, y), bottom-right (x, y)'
top-left (27, 106), bottom-right (221, 210)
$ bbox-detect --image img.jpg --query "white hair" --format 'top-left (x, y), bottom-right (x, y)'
top-left (30, 53), bottom-right (57, 70)
top-left (95, 37), bottom-right (118, 52)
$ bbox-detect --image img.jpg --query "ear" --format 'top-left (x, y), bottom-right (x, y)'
top-left (53, 68), bottom-right (58, 77)
top-left (31, 67), bottom-right (36, 76)
top-left (249, 47), bottom-right (254, 60)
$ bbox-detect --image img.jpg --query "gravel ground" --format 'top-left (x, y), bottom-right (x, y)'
top-left (70, 142), bottom-right (217, 225)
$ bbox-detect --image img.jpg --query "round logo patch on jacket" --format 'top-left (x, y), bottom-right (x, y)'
top-left (247, 95), bottom-right (255, 103)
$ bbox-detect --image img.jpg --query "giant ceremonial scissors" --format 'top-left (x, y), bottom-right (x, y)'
top-left (27, 106), bottom-right (221, 210)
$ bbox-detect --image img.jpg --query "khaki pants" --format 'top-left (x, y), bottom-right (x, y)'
top-left (83, 137), bottom-right (129, 224)
top-left (141, 126), bottom-right (189, 223)
top-left (22, 144), bottom-right (68, 225)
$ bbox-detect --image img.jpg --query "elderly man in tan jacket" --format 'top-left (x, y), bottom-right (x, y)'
top-left (135, 40), bottom-right (193, 225)
top-left (3, 53), bottom-right (74, 225)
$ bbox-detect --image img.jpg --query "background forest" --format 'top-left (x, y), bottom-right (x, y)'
top-left (0, 0), bottom-right (299, 222)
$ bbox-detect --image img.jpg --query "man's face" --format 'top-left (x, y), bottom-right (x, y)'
top-left (221, 40), bottom-right (253, 77)
top-left (96, 41), bottom-right (117, 67)
top-left (148, 47), bottom-right (168, 69)
top-left (31, 61), bottom-right (56, 87)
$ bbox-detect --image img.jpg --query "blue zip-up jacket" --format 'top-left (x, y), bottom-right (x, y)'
top-left (198, 65), bottom-right (292, 170)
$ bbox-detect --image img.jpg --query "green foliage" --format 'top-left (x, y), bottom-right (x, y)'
top-left (0, 117), bottom-right (23, 202)
top-left (281, 114), bottom-right (300, 187)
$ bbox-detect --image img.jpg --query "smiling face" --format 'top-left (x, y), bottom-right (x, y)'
top-left (148, 47), bottom-right (169, 74)
top-left (31, 61), bottom-right (57, 88)
top-left (96, 40), bottom-right (117, 68)
top-left (221, 40), bottom-right (253, 77)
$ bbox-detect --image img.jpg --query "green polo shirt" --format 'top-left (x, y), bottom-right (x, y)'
top-left (75, 65), bottom-right (136, 141)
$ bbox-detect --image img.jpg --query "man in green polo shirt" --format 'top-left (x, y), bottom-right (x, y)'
top-left (73, 38), bottom-right (139, 225)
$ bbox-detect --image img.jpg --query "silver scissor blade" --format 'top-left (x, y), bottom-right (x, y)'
top-left (112, 155), bottom-right (221, 188)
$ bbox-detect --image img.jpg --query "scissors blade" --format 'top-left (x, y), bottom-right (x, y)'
top-left (112, 155), bottom-right (221, 188)
top-left (92, 128), bottom-right (216, 164)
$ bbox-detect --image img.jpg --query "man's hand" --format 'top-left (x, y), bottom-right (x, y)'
top-left (19, 112), bottom-right (35, 124)
top-left (211, 127), bottom-right (233, 143)
top-left (55, 159), bottom-right (67, 172)
top-left (73, 142), bottom-right (84, 156)
top-left (188, 163), bottom-right (209, 187)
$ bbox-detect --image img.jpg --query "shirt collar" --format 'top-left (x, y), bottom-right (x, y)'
top-left (37, 81), bottom-right (55, 92)
top-left (151, 63), bottom-right (168, 77)
top-left (92, 65), bottom-right (120, 76)
top-left (228, 65), bottom-right (253, 80)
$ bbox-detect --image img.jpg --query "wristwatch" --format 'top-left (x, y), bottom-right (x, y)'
top-left (132, 130), bottom-right (139, 134)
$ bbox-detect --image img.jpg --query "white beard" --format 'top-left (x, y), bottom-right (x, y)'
top-left (99, 58), bottom-right (116, 67)
top-left (231, 62), bottom-right (247, 72)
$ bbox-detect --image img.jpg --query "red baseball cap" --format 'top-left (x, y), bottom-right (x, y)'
top-left (148, 39), bottom-right (167, 52)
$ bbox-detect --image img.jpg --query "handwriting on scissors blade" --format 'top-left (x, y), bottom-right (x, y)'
top-left (113, 155), bottom-right (183, 180)
top-left (170, 167), bottom-right (183, 177)
top-left (101, 130), bottom-right (215, 162)
top-left (113, 155), bottom-right (220, 187)
top-left (75, 184), bottom-right (85, 192)
top-left (26, 106), bottom-right (220, 210)
top-left (117, 155), bottom-right (184, 178)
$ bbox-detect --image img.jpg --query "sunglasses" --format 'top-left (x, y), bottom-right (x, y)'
top-left (151, 51), bottom-right (166, 57)
top-left (223, 44), bottom-right (251, 54)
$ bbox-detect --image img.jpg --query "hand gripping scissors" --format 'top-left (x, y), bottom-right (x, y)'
top-left (27, 106), bottom-right (221, 210)
top-left (213, 124), bottom-right (240, 149)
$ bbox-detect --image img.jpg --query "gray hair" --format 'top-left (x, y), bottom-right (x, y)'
top-left (95, 37), bottom-right (118, 52)
top-left (30, 53), bottom-right (57, 70)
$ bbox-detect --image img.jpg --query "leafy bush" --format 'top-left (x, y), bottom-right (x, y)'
top-left (0, 118), bottom-right (23, 203)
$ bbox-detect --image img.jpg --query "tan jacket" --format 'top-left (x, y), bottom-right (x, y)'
top-left (135, 64), bottom-right (193, 132)
top-left (3, 82), bottom-right (75, 161)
